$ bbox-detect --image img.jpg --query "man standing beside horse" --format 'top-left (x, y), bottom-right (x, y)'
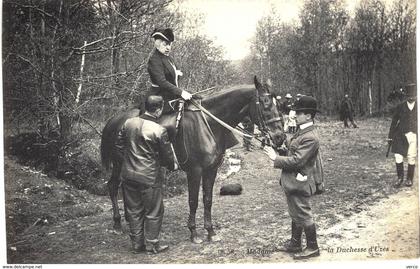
top-left (264, 96), bottom-right (324, 260)
top-left (116, 95), bottom-right (178, 254)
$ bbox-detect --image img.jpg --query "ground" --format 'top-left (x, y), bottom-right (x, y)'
top-left (3, 118), bottom-right (419, 264)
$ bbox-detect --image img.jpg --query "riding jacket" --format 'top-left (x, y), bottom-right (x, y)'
top-left (388, 101), bottom-right (417, 156)
top-left (116, 114), bottom-right (177, 187)
top-left (147, 49), bottom-right (183, 113)
top-left (274, 124), bottom-right (323, 197)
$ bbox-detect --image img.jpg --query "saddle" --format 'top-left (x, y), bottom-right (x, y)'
top-left (160, 99), bottom-right (204, 141)
top-left (158, 100), bottom-right (219, 167)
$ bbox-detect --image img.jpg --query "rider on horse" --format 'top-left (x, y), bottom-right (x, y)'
top-left (147, 28), bottom-right (192, 114)
top-left (146, 28), bottom-right (238, 149)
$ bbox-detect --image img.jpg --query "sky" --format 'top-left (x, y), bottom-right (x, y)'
top-left (179, 0), bottom-right (304, 60)
top-left (176, 0), bottom-right (388, 61)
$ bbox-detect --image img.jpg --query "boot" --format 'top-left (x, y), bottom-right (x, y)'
top-left (146, 242), bottom-right (169, 254)
top-left (130, 235), bottom-right (146, 253)
top-left (294, 224), bottom-right (320, 260)
top-left (278, 221), bottom-right (303, 253)
top-left (405, 164), bottom-right (415, 187)
top-left (394, 163), bottom-right (404, 188)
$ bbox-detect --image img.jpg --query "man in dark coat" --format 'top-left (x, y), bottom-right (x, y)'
top-left (116, 95), bottom-right (178, 254)
top-left (388, 83), bottom-right (417, 188)
top-left (264, 96), bottom-right (324, 260)
top-left (147, 28), bottom-right (192, 114)
top-left (339, 94), bottom-right (358, 128)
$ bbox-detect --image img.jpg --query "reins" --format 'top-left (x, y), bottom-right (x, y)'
top-left (174, 87), bottom-right (283, 165)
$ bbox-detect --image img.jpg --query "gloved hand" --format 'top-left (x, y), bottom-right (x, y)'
top-left (181, 90), bottom-right (193, 100)
top-left (263, 146), bottom-right (277, 161)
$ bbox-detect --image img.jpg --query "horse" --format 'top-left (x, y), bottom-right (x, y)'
top-left (100, 76), bottom-right (285, 243)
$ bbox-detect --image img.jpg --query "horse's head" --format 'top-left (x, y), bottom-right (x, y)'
top-left (250, 76), bottom-right (286, 147)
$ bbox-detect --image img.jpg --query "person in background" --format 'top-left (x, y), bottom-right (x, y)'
top-left (339, 94), bottom-right (358, 128)
top-left (275, 95), bottom-right (282, 114)
top-left (264, 96), bottom-right (324, 260)
top-left (288, 109), bottom-right (297, 133)
top-left (116, 95), bottom-right (178, 254)
top-left (241, 116), bottom-right (254, 151)
top-left (281, 93), bottom-right (294, 132)
top-left (388, 83), bottom-right (417, 188)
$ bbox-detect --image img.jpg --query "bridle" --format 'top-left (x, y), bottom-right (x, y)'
top-left (253, 88), bottom-right (284, 147)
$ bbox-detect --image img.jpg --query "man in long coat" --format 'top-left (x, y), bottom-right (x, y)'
top-left (339, 94), bottom-right (358, 128)
top-left (388, 83), bottom-right (417, 187)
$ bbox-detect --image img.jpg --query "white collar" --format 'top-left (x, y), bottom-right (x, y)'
top-left (299, 121), bottom-right (314, 130)
top-left (407, 101), bottom-right (415, 110)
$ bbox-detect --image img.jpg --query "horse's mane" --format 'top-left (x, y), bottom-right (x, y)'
top-left (202, 84), bottom-right (255, 107)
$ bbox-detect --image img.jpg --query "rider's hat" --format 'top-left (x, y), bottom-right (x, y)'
top-left (151, 28), bottom-right (174, 43)
top-left (285, 93), bottom-right (292, 99)
top-left (293, 96), bottom-right (321, 113)
top-left (405, 83), bottom-right (417, 97)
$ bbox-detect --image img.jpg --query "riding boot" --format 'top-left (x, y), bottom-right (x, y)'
top-left (294, 224), bottom-right (320, 260)
top-left (278, 221), bottom-right (303, 253)
top-left (405, 164), bottom-right (415, 187)
top-left (130, 235), bottom-right (146, 253)
top-left (394, 163), bottom-right (404, 188)
top-left (146, 241), bottom-right (169, 254)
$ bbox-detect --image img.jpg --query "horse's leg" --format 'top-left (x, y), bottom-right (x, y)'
top-left (187, 167), bottom-right (203, 244)
top-left (202, 167), bottom-right (221, 242)
top-left (108, 160), bottom-right (122, 233)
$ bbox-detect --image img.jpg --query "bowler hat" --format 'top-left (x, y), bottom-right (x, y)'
top-left (285, 93), bottom-right (292, 99)
top-left (151, 28), bottom-right (174, 43)
top-left (293, 96), bottom-right (321, 113)
top-left (405, 83), bottom-right (417, 97)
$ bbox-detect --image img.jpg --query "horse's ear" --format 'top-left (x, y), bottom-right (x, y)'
top-left (254, 76), bottom-right (262, 90)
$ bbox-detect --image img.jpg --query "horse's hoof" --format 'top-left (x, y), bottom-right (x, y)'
top-left (191, 237), bottom-right (203, 244)
top-left (208, 235), bottom-right (222, 242)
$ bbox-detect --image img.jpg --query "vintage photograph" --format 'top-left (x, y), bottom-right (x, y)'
top-left (1, 0), bottom-right (418, 267)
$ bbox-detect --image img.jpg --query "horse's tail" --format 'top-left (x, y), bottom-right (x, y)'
top-left (100, 108), bottom-right (141, 171)
top-left (100, 119), bottom-right (114, 171)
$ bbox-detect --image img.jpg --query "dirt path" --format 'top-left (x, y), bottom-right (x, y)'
top-left (5, 118), bottom-right (420, 264)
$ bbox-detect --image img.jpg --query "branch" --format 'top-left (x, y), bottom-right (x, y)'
top-left (14, 3), bottom-right (62, 26)
top-left (73, 36), bottom-right (115, 50)
top-left (102, 2), bottom-right (130, 23)
top-left (77, 114), bottom-right (102, 137)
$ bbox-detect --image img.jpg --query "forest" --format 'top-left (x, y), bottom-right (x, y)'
top-left (2, 1), bottom-right (418, 263)
top-left (3, 0), bottom-right (416, 150)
